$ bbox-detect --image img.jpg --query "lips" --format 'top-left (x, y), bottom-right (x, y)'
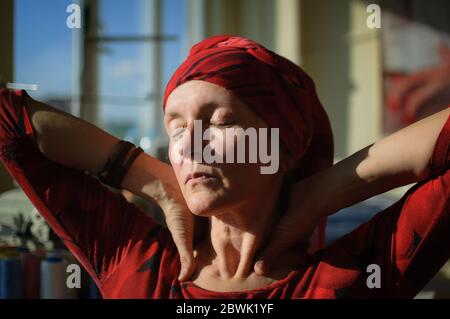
top-left (184, 171), bottom-right (217, 184)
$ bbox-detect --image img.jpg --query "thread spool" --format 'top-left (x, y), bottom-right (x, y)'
top-left (19, 247), bottom-right (41, 299)
top-left (0, 254), bottom-right (22, 299)
top-left (40, 255), bottom-right (70, 299)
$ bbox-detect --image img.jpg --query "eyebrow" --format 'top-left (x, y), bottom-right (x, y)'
top-left (165, 110), bottom-right (181, 118)
top-left (165, 101), bottom-right (220, 118)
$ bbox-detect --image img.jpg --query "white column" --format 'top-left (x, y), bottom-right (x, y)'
top-left (347, 0), bottom-right (383, 153)
top-left (185, 0), bottom-right (205, 55)
top-left (143, 0), bottom-right (164, 156)
top-left (275, 0), bottom-right (301, 65)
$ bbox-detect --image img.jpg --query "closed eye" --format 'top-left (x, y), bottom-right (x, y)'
top-left (210, 122), bottom-right (236, 127)
top-left (171, 127), bottom-right (186, 139)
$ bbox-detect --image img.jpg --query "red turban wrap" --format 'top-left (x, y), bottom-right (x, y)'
top-left (163, 35), bottom-right (334, 253)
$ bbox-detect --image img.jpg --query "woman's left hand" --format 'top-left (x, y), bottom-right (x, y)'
top-left (253, 175), bottom-right (326, 276)
top-left (254, 106), bottom-right (450, 276)
top-left (122, 155), bottom-right (197, 281)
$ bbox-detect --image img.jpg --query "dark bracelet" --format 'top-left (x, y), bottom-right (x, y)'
top-left (115, 145), bottom-right (144, 186)
top-left (97, 140), bottom-right (143, 189)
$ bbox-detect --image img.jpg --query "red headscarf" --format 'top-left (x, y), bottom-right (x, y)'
top-left (163, 35), bottom-right (334, 253)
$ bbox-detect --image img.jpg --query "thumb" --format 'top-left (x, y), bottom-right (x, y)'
top-left (170, 229), bottom-right (195, 281)
top-left (164, 213), bottom-right (196, 281)
top-left (254, 242), bottom-right (287, 276)
top-left (177, 249), bottom-right (196, 281)
top-left (254, 222), bottom-right (294, 276)
top-left (169, 227), bottom-right (196, 281)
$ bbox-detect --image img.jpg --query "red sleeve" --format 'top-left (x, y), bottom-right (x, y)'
top-left (428, 108), bottom-right (450, 177)
top-left (310, 109), bottom-right (450, 298)
top-left (0, 89), bottom-right (165, 287)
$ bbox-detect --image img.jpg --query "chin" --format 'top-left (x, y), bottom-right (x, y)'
top-left (186, 192), bottom-right (227, 217)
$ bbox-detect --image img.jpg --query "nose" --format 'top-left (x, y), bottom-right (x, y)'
top-left (177, 121), bottom-right (210, 162)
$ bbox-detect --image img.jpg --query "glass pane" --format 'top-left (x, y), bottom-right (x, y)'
top-left (98, 42), bottom-right (150, 140)
top-left (162, 0), bottom-right (186, 87)
top-left (99, 0), bottom-right (148, 36)
top-left (97, 0), bottom-right (186, 156)
top-left (14, 0), bottom-right (78, 113)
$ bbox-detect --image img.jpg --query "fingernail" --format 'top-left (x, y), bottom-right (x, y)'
top-left (255, 260), bottom-right (266, 274)
top-left (255, 260), bottom-right (263, 269)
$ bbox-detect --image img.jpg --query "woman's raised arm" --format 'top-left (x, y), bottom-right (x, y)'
top-left (315, 106), bottom-right (449, 216)
top-left (0, 89), bottom-right (196, 282)
top-left (23, 90), bottom-right (163, 189)
top-left (255, 107), bottom-right (450, 275)
top-left (27, 94), bottom-right (197, 280)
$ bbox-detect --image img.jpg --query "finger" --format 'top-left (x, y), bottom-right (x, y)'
top-left (254, 242), bottom-right (285, 276)
top-left (170, 230), bottom-right (195, 281)
top-left (177, 249), bottom-right (196, 281)
top-left (164, 213), bottom-right (196, 281)
top-left (254, 221), bottom-right (296, 276)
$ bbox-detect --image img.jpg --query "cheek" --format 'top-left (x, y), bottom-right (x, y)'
top-left (216, 162), bottom-right (273, 198)
top-left (168, 144), bottom-right (185, 183)
top-left (207, 127), bottom-right (250, 160)
top-left (168, 140), bottom-right (183, 166)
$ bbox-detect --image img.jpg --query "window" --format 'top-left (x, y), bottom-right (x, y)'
top-left (14, 0), bottom-right (76, 114)
top-left (14, 0), bottom-right (188, 158)
top-left (97, 0), bottom-right (187, 157)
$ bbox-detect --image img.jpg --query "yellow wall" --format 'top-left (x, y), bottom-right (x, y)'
top-left (274, 0), bottom-right (301, 65)
top-left (203, 0), bottom-right (275, 50)
top-left (348, 1), bottom-right (383, 154)
top-left (299, 0), bottom-right (411, 197)
top-left (300, 0), bottom-right (382, 159)
top-left (200, 0), bottom-right (383, 160)
top-left (199, 0), bottom-right (384, 158)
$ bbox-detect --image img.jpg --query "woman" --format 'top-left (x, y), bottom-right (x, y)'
top-left (0, 35), bottom-right (448, 298)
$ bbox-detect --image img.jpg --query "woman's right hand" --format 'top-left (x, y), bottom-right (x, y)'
top-left (254, 175), bottom-right (326, 275)
top-left (121, 154), bottom-right (196, 281)
top-left (150, 172), bottom-right (196, 281)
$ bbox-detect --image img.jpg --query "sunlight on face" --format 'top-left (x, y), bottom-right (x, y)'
top-left (164, 80), bottom-right (286, 216)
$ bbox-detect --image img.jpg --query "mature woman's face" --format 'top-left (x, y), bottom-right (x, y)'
top-left (164, 80), bottom-right (286, 217)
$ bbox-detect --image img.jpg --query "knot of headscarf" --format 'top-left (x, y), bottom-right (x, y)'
top-left (163, 35), bottom-right (334, 252)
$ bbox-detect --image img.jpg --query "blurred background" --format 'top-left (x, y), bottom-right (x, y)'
top-left (0, 0), bottom-right (449, 299)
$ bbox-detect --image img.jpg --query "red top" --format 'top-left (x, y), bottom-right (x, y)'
top-left (0, 89), bottom-right (448, 299)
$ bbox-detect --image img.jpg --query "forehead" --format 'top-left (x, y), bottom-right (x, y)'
top-left (165, 80), bottom-right (237, 116)
top-left (163, 80), bottom-right (268, 129)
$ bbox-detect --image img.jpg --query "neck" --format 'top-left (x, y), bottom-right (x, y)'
top-left (199, 195), bottom-right (279, 280)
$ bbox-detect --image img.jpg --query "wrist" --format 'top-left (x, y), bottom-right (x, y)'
top-left (304, 147), bottom-right (372, 216)
top-left (309, 169), bottom-right (338, 218)
top-left (314, 145), bottom-right (417, 216)
top-left (292, 172), bottom-right (330, 220)
top-left (121, 152), bottom-right (167, 203)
